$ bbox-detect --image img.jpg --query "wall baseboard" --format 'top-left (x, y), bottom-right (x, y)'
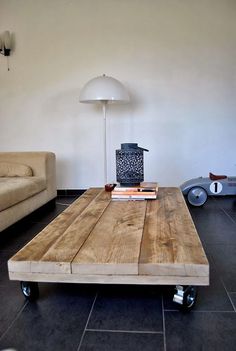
top-left (57, 189), bottom-right (86, 196)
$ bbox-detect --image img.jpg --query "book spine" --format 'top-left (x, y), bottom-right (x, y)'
top-left (111, 194), bottom-right (157, 199)
top-left (114, 187), bottom-right (158, 192)
top-left (114, 182), bottom-right (158, 191)
top-left (112, 191), bottom-right (157, 196)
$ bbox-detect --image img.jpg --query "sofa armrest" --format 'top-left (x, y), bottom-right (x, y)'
top-left (0, 152), bottom-right (57, 197)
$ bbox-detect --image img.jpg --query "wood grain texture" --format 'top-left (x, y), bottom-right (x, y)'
top-left (72, 200), bottom-right (147, 275)
top-left (139, 187), bottom-right (209, 277)
top-left (8, 272), bottom-right (209, 286)
top-left (32, 189), bottom-right (111, 273)
top-left (8, 188), bottom-right (101, 273)
top-left (8, 187), bottom-right (209, 286)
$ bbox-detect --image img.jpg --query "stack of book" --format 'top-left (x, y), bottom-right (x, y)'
top-left (111, 182), bottom-right (158, 200)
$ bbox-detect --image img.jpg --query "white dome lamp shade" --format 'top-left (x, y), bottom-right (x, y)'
top-left (79, 74), bottom-right (130, 185)
top-left (79, 74), bottom-right (129, 103)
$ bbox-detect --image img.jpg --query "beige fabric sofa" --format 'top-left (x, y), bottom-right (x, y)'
top-left (0, 152), bottom-right (57, 232)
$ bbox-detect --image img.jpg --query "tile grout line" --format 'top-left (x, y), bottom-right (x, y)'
top-left (86, 328), bottom-right (164, 334)
top-left (162, 295), bottom-right (167, 351)
top-left (0, 300), bottom-right (28, 342)
top-left (77, 292), bottom-right (98, 351)
top-left (220, 278), bottom-right (236, 312)
top-left (55, 202), bottom-right (70, 206)
top-left (165, 309), bottom-right (236, 313)
top-left (208, 196), bottom-right (236, 225)
top-left (218, 206), bottom-right (236, 225)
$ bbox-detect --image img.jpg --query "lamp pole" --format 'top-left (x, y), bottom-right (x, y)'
top-left (79, 74), bottom-right (129, 186)
top-left (102, 101), bottom-right (108, 184)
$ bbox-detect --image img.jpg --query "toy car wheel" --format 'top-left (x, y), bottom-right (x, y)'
top-left (187, 187), bottom-right (208, 207)
top-left (20, 281), bottom-right (39, 301)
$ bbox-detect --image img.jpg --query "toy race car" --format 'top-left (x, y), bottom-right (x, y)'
top-left (180, 172), bottom-right (236, 206)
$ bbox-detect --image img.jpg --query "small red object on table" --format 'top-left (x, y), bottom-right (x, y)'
top-left (105, 183), bottom-right (116, 192)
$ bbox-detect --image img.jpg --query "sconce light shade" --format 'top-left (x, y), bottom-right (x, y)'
top-left (0, 31), bottom-right (11, 56)
top-left (79, 74), bottom-right (129, 104)
top-left (3, 31), bottom-right (11, 50)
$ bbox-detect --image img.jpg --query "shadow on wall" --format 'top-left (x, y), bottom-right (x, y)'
top-left (56, 157), bottom-right (69, 189)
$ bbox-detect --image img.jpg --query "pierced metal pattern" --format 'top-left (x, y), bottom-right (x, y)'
top-left (116, 150), bottom-right (144, 185)
top-left (115, 143), bottom-right (149, 186)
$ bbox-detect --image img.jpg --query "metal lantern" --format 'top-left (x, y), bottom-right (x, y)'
top-left (116, 143), bottom-right (149, 186)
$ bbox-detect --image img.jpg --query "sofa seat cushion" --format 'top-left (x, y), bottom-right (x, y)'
top-left (0, 177), bottom-right (47, 211)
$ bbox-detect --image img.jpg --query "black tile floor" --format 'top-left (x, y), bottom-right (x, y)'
top-left (0, 194), bottom-right (236, 351)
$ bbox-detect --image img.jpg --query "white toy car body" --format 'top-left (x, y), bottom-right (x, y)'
top-left (180, 173), bottom-right (236, 206)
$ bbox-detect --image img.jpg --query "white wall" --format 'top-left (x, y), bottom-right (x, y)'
top-left (0, 0), bottom-right (236, 188)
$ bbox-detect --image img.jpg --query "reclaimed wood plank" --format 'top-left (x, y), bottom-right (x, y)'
top-left (31, 189), bottom-right (111, 273)
top-left (139, 187), bottom-right (209, 276)
top-left (8, 271), bottom-right (209, 286)
top-left (8, 188), bottom-right (101, 273)
top-left (72, 200), bottom-right (147, 275)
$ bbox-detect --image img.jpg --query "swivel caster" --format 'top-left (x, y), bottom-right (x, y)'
top-left (173, 285), bottom-right (197, 311)
top-left (20, 281), bottom-right (39, 301)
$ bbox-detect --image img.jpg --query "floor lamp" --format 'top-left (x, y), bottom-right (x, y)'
top-left (79, 74), bottom-right (129, 185)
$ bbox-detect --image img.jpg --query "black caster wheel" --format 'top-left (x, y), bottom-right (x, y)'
top-left (20, 281), bottom-right (39, 301)
top-left (173, 285), bottom-right (197, 312)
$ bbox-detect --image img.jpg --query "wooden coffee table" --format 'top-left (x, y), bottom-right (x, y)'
top-left (8, 187), bottom-right (209, 310)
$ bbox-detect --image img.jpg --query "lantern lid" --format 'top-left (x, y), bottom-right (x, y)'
top-left (120, 143), bottom-right (149, 152)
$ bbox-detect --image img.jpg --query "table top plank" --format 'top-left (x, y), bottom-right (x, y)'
top-left (139, 188), bottom-right (208, 276)
top-left (72, 200), bottom-right (147, 275)
top-left (33, 190), bottom-right (111, 273)
top-left (9, 271), bottom-right (209, 286)
top-left (8, 188), bottom-right (101, 273)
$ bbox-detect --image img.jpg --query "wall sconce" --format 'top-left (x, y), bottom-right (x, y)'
top-left (0, 31), bottom-right (12, 70)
